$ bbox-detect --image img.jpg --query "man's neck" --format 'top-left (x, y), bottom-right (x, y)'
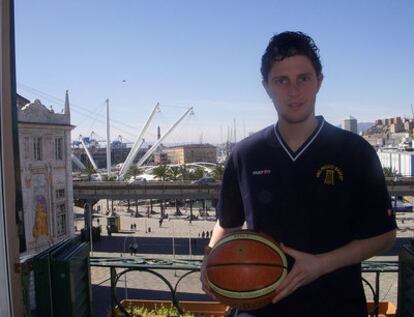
top-left (277, 116), bottom-right (319, 152)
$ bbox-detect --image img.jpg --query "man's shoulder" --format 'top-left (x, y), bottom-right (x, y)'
top-left (232, 125), bottom-right (275, 156)
top-left (324, 122), bottom-right (373, 150)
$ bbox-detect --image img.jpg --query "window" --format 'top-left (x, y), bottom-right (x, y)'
top-left (56, 189), bottom-right (65, 200)
top-left (56, 204), bottom-right (66, 236)
top-left (55, 137), bottom-right (63, 160)
top-left (33, 137), bottom-right (42, 160)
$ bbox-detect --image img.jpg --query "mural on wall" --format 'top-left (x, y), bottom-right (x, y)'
top-left (26, 173), bottom-right (50, 249)
top-left (32, 195), bottom-right (48, 239)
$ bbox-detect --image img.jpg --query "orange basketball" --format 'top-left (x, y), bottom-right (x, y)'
top-left (205, 230), bottom-right (288, 310)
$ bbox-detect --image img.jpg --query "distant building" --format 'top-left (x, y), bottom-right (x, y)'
top-left (377, 148), bottom-right (414, 176)
top-left (162, 144), bottom-right (217, 164)
top-left (343, 116), bottom-right (358, 134)
top-left (154, 152), bottom-right (170, 165)
top-left (390, 122), bottom-right (404, 133)
top-left (72, 146), bottom-right (135, 170)
top-left (404, 120), bottom-right (414, 134)
top-left (17, 92), bottom-right (74, 253)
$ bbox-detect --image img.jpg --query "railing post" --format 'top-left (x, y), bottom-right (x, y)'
top-left (110, 267), bottom-right (116, 317)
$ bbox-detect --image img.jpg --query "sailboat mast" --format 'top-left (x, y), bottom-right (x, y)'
top-left (106, 98), bottom-right (111, 177)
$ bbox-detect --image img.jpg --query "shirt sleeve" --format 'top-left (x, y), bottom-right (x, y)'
top-left (216, 152), bottom-right (245, 228)
top-left (352, 143), bottom-right (396, 239)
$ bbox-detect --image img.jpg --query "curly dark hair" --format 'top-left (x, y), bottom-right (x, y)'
top-left (261, 31), bottom-right (322, 82)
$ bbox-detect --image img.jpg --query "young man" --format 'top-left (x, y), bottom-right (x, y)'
top-left (201, 32), bottom-right (396, 317)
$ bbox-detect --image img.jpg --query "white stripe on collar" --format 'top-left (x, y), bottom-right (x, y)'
top-left (273, 118), bottom-right (325, 162)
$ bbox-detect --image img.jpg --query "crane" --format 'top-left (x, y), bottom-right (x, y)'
top-left (134, 106), bottom-right (193, 168)
top-left (117, 103), bottom-right (161, 179)
top-left (79, 134), bottom-right (98, 170)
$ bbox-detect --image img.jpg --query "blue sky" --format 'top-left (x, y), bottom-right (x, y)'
top-left (15, 1), bottom-right (414, 144)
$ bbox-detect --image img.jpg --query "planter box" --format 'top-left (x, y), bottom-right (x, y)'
top-left (110, 299), bottom-right (229, 317)
top-left (367, 301), bottom-right (396, 317)
top-left (111, 299), bottom-right (395, 317)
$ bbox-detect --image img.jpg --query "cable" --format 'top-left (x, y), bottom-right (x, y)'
top-left (17, 82), bottom-right (151, 136)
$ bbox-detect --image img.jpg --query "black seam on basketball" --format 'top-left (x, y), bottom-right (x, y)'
top-left (208, 279), bottom-right (283, 293)
top-left (206, 263), bottom-right (288, 269)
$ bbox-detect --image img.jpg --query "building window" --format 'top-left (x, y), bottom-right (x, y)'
top-left (33, 137), bottom-right (42, 160)
top-left (56, 189), bottom-right (65, 200)
top-left (24, 137), bottom-right (30, 160)
top-left (55, 137), bottom-right (63, 160)
top-left (56, 204), bottom-right (66, 236)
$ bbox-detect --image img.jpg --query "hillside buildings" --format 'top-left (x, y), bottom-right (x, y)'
top-left (362, 116), bottom-right (414, 148)
top-left (17, 92), bottom-right (74, 253)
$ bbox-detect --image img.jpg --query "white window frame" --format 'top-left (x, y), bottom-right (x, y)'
top-left (33, 136), bottom-right (42, 161)
top-left (55, 137), bottom-right (63, 160)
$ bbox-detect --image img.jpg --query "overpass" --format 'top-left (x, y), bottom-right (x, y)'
top-left (73, 178), bottom-right (414, 202)
top-left (73, 181), bottom-right (220, 201)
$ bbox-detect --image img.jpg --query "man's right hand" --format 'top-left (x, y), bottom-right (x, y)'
top-left (200, 247), bottom-right (217, 299)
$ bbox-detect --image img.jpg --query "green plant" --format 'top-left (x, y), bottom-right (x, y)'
top-left (127, 304), bottom-right (195, 317)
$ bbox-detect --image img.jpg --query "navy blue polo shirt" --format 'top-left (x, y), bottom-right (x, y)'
top-left (216, 116), bottom-right (396, 317)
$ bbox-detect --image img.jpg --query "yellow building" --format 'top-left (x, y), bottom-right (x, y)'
top-left (162, 144), bottom-right (217, 164)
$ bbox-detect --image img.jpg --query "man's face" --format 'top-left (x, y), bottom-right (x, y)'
top-left (263, 55), bottom-right (323, 124)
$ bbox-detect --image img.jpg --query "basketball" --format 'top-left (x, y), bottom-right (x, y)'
top-left (205, 230), bottom-right (288, 310)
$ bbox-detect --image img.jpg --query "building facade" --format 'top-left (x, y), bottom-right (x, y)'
top-left (162, 144), bottom-right (217, 164)
top-left (17, 92), bottom-right (74, 253)
top-left (343, 116), bottom-right (358, 134)
top-left (377, 149), bottom-right (414, 176)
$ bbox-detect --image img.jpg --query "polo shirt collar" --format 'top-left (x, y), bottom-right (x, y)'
top-left (273, 116), bottom-right (325, 162)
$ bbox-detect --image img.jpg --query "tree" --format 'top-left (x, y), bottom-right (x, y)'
top-left (383, 167), bottom-right (399, 177)
top-left (167, 166), bottom-right (181, 181)
top-left (152, 165), bottom-right (169, 181)
top-left (85, 165), bottom-right (96, 181)
top-left (125, 165), bottom-right (142, 180)
top-left (211, 164), bottom-right (224, 180)
top-left (189, 167), bottom-right (205, 180)
top-left (178, 164), bottom-right (189, 181)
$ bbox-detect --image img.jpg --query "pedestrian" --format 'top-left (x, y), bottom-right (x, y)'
top-left (201, 31), bottom-right (396, 317)
top-left (201, 231), bottom-right (205, 239)
top-left (133, 242), bottom-right (138, 255)
top-left (128, 243), bottom-right (134, 256)
top-left (205, 231), bottom-right (209, 239)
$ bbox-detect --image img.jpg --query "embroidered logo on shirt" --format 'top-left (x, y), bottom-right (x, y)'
top-left (316, 165), bottom-right (343, 185)
top-left (252, 169), bottom-right (272, 176)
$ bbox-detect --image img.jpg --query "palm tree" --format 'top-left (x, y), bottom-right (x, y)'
top-left (383, 167), bottom-right (398, 177)
top-left (125, 165), bottom-right (142, 180)
top-left (152, 165), bottom-right (169, 181)
top-left (85, 165), bottom-right (96, 181)
top-left (190, 167), bottom-right (205, 180)
top-left (178, 164), bottom-right (189, 181)
top-left (167, 166), bottom-right (181, 181)
top-left (211, 164), bottom-right (224, 180)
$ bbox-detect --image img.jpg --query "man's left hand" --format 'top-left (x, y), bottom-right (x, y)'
top-left (271, 243), bottom-right (325, 304)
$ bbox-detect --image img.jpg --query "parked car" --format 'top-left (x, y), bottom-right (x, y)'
top-left (128, 176), bottom-right (147, 184)
top-left (191, 176), bottom-right (216, 185)
top-left (391, 197), bottom-right (413, 212)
